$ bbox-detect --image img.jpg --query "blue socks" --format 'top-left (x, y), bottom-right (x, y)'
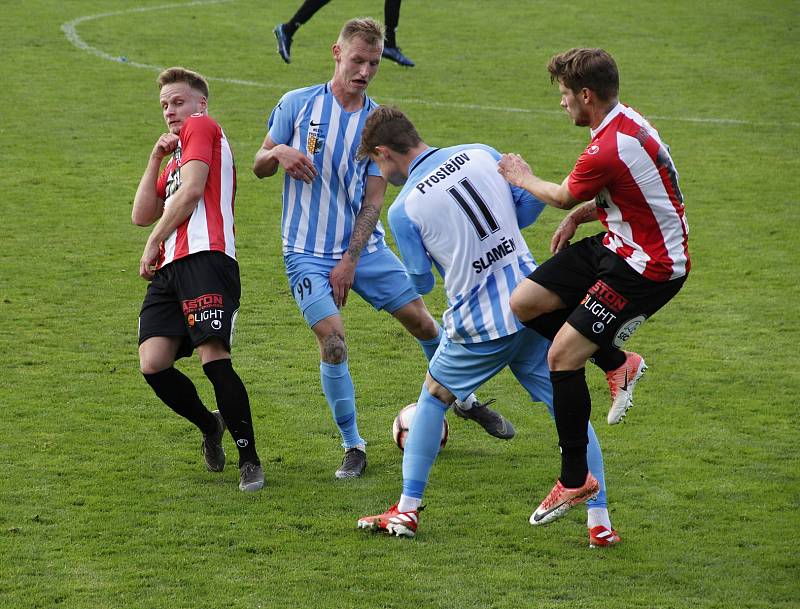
top-left (401, 385), bottom-right (449, 499)
top-left (417, 324), bottom-right (443, 361)
top-left (320, 360), bottom-right (364, 448)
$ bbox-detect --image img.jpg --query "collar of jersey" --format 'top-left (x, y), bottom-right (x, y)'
top-left (590, 102), bottom-right (625, 139)
top-left (408, 147), bottom-right (439, 175)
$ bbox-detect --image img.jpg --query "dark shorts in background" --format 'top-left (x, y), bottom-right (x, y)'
top-left (529, 233), bottom-right (687, 349)
top-left (138, 251), bottom-right (241, 359)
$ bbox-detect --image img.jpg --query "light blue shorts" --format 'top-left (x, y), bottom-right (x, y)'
top-left (284, 247), bottom-right (420, 327)
top-left (428, 327), bottom-right (554, 408)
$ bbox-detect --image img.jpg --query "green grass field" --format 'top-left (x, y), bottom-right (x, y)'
top-left (1, 1), bottom-right (798, 607)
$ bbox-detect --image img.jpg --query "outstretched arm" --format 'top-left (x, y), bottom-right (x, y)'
top-left (498, 153), bottom-right (582, 210)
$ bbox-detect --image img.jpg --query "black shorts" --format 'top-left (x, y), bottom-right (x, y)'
top-left (529, 233), bottom-right (687, 349)
top-left (138, 251), bottom-right (241, 360)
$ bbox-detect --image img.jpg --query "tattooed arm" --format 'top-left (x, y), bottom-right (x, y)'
top-left (329, 174), bottom-right (387, 307)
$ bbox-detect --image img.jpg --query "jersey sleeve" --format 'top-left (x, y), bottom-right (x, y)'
top-left (179, 115), bottom-right (216, 166)
top-left (388, 200), bottom-right (434, 292)
top-left (567, 144), bottom-right (617, 201)
top-left (512, 185), bottom-right (545, 229)
top-left (267, 92), bottom-right (298, 146)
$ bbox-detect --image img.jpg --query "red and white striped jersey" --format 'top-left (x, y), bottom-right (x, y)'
top-left (567, 103), bottom-right (690, 281)
top-left (156, 114), bottom-right (237, 269)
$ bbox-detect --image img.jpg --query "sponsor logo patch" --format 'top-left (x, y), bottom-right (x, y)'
top-left (182, 293), bottom-right (224, 315)
top-left (588, 280), bottom-right (628, 313)
top-left (580, 294), bottom-right (618, 324)
top-left (613, 315), bottom-right (647, 347)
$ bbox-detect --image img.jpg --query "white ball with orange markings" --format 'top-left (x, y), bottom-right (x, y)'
top-left (392, 402), bottom-right (449, 451)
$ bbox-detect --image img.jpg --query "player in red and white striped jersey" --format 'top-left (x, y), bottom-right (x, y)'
top-left (132, 67), bottom-right (263, 492)
top-left (498, 48), bottom-right (689, 528)
top-left (153, 113), bottom-right (236, 268)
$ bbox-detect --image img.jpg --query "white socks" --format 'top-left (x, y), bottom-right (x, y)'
top-left (397, 494), bottom-right (422, 513)
top-left (587, 507), bottom-right (612, 530)
top-left (454, 393), bottom-right (479, 411)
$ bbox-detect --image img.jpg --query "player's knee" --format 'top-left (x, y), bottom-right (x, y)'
top-left (139, 351), bottom-right (172, 375)
top-left (140, 363), bottom-right (158, 376)
top-left (509, 287), bottom-right (536, 322)
top-left (321, 332), bottom-right (348, 364)
top-left (398, 303), bottom-right (438, 340)
top-left (411, 313), bottom-right (439, 340)
top-left (547, 343), bottom-right (583, 372)
top-left (424, 375), bottom-right (456, 405)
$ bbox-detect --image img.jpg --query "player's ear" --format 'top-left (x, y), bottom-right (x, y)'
top-left (198, 96), bottom-right (208, 112)
top-left (332, 42), bottom-right (341, 61)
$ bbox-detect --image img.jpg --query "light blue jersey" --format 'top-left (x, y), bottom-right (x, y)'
top-left (388, 145), bottom-right (545, 343)
top-left (268, 82), bottom-right (386, 258)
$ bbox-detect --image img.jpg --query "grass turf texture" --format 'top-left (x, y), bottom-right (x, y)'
top-left (1, 0), bottom-right (798, 607)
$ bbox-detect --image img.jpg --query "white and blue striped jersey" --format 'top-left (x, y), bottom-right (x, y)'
top-left (388, 144), bottom-right (545, 343)
top-left (267, 83), bottom-right (386, 258)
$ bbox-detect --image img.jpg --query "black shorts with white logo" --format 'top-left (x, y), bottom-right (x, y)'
top-left (529, 233), bottom-right (687, 349)
top-left (138, 251), bottom-right (241, 359)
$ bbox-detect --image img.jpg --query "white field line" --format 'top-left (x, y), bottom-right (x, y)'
top-left (61, 1), bottom-right (798, 129)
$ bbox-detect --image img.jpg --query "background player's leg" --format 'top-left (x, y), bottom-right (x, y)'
top-left (383, 0), bottom-right (401, 47)
top-left (284, 0), bottom-right (331, 36)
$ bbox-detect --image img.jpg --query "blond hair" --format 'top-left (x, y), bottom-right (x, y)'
top-left (337, 17), bottom-right (384, 48)
top-left (157, 67), bottom-right (209, 99)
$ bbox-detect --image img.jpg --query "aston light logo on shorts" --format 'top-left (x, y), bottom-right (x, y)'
top-left (588, 281), bottom-right (628, 313)
top-left (183, 294), bottom-right (225, 329)
top-left (592, 322), bottom-right (605, 334)
top-left (182, 294), bottom-right (224, 315)
top-left (236, 439), bottom-right (249, 448)
top-left (188, 309), bottom-right (224, 327)
top-left (613, 315), bottom-right (647, 347)
top-left (581, 294), bottom-right (617, 324)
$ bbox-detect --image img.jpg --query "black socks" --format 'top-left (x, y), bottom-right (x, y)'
top-left (550, 368), bottom-right (591, 488)
top-left (144, 367), bottom-right (217, 435)
top-left (144, 362), bottom-right (260, 467)
top-left (202, 359), bottom-right (259, 467)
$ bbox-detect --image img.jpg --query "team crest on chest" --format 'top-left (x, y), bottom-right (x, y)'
top-left (306, 121), bottom-right (326, 155)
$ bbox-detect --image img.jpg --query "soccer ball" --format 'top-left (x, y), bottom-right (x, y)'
top-left (392, 403), bottom-right (449, 451)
